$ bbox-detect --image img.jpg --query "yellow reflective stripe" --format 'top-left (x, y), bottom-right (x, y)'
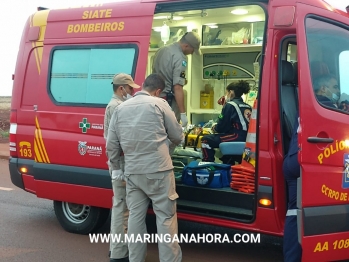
top-left (35, 117), bottom-right (50, 163)
top-left (34, 136), bottom-right (43, 163)
top-left (35, 130), bottom-right (46, 163)
top-left (30, 10), bottom-right (49, 74)
top-left (38, 127), bottom-right (50, 163)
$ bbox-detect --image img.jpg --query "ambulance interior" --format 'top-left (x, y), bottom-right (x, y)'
top-left (147, 4), bottom-right (265, 220)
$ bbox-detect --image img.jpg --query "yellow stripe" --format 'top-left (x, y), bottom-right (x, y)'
top-left (34, 138), bottom-right (43, 163)
top-left (35, 130), bottom-right (47, 163)
top-left (35, 119), bottom-right (47, 163)
top-left (37, 127), bottom-right (50, 163)
top-left (35, 117), bottom-right (50, 163)
top-left (29, 14), bottom-right (41, 74)
top-left (30, 10), bottom-right (49, 74)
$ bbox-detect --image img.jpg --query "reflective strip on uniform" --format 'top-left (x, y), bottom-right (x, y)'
top-left (286, 209), bottom-right (297, 216)
top-left (228, 101), bottom-right (247, 131)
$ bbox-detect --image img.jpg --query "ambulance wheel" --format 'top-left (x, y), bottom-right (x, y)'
top-left (53, 201), bottom-right (110, 235)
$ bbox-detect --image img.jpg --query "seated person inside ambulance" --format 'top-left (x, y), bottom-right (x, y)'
top-left (201, 80), bottom-right (252, 162)
top-left (312, 74), bottom-right (349, 111)
top-left (313, 74), bottom-right (340, 108)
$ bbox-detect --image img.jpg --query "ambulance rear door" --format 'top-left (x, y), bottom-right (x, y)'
top-left (31, 1), bottom-right (157, 205)
top-left (295, 2), bottom-right (349, 261)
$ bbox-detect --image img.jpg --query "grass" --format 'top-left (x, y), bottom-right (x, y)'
top-left (0, 130), bottom-right (9, 138)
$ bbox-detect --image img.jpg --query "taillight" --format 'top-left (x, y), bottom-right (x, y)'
top-left (9, 109), bottom-right (17, 157)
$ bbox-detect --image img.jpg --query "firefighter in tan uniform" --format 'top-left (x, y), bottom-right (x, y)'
top-left (104, 73), bottom-right (140, 262)
top-left (152, 31), bottom-right (202, 127)
top-left (107, 73), bottom-right (184, 262)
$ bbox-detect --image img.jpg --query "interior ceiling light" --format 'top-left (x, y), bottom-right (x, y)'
top-left (154, 15), bottom-right (168, 20)
top-left (209, 25), bottom-right (218, 28)
top-left (204, 23), bottom-right (217, 26)
top-left (173, 16), bottom-right (184, 20)
top-left (245, 16), bottom-right (263, 22)
top-left (231, 9), bottom-right (248, 15)
top-left (152, 27), bottom-right (162, 32)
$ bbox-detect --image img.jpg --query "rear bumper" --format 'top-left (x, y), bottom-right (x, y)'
top-left (9, 157), bottom-right (34, 190)
top-left (9, 157), bottom-right (23, 189)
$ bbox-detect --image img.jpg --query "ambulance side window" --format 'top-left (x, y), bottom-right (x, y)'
top-left (305, 18), bottom-right (349, 113)
top-left (49, 46), bottom-right (137, 105)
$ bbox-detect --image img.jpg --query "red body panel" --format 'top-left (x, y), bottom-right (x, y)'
top-left (10, 0), bottom-right (349, 260)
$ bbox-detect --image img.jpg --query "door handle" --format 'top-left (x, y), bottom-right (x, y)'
top-left (307, 137), bottom-right (334, 143)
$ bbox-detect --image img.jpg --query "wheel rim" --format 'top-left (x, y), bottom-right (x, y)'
top-left (61, 202), bottom-right (90, 224)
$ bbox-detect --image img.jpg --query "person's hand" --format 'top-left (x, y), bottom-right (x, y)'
top-left (180, 113), bottom-right (188, 127)
top-left (339, 100), bottom-right (349, 112)
top-left (211, 124), bottom-right (217, 133)
top-left (111, 170), bottom-right (125, 181)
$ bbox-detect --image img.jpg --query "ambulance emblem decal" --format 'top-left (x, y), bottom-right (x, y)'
top-left (196, 176), bottom-right (208, 185)
top-left (78, 141), bottom-right (87, 156)
top-left (79, 118), bottom-right (91, 133)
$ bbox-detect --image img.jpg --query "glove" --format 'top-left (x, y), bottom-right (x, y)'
top-left (111, 170), bottom-right (125, 181)
top-left (180, 113), bottom-right (188, 127)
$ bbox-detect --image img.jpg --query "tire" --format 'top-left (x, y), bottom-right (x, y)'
top-left (53, 201), bottom-right (110, 235)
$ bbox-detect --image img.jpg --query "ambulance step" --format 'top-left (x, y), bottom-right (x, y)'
top-left (176, 184), bottom-right (254, 210)
top-left (177, 199), bottom-right (253, 219)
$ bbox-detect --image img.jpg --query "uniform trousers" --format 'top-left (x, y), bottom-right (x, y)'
top-left (125, 170), bottom-right (182, 262)
top-left (283, 152), bottom-right (302, 262)
top-left (109, 159), bottom-right (129, 259)
top-left (201, 133), bottom-right (240, 162)
top-left (171, 98), bottom-right (180, 123)
top-left (160, 94), bottom-right (180, 123)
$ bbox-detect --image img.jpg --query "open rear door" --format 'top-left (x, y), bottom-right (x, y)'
top-left (296, 2), bottom-right (349, 261)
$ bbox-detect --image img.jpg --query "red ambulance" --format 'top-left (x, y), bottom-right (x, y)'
top-left (8, 0), bottom-right (349, 260)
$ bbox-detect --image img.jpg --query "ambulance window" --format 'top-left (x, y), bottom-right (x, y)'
top-left (305, 18), bottom-right (349, 114)
top-left (50, 47), bottom-right (136, 105)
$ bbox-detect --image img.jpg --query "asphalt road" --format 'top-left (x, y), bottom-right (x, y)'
top-left (0, 159), bottom-right (283, 262)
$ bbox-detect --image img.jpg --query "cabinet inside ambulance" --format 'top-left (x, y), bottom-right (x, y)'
top-left (146, 4), bottom-right (265, 221)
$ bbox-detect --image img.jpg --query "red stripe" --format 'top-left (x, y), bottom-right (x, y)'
top-left (220, 134), bottom-right (236, 139)
top-left (221, 134), bottom-right (238, 142)
top-left (202, 147), bottom-right (207, 160)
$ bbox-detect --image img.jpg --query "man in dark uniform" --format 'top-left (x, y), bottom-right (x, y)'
top-left (282, 112), bottom-right (302, 262)
top-left (201, 81), bottom-right (252, 162)
top-left (152, 31), bottom-right (202, 127)
top-left (282, 74), bottom-right (339, 262)
top-left (313, 74), bottom-right (340, 107)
